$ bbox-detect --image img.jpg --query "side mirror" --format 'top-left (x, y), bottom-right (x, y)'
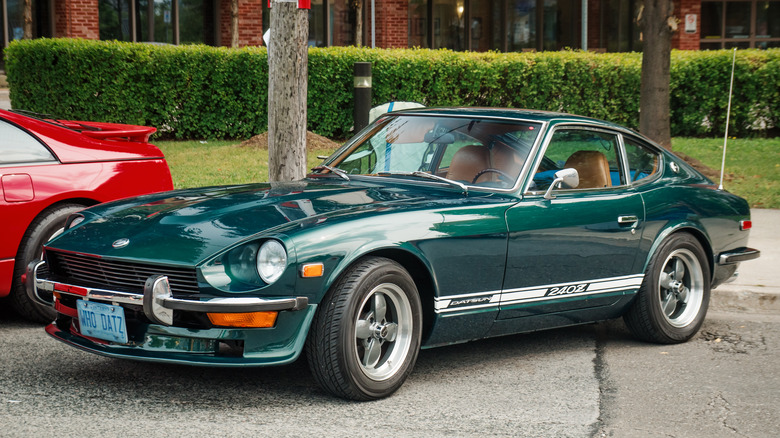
top-left (543, 168), bottom-right (579, 199)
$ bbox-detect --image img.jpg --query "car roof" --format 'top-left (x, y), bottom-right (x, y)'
top-left (389, 107), bottom-right (633, 131)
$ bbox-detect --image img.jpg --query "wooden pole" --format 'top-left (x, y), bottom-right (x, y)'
top-left (268, 0), bottom-right (309, 182)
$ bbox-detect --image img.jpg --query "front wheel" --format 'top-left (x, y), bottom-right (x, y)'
top-left (624, 233), bottom-right (711, 344)
top-left (306, 257), bottom-right (422, 400)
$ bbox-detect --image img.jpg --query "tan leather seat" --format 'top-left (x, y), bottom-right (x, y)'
top-left (564, 150), bottom-right (611, 189)
top-left (446, 145), bottom-right (489, 182)
top-left (487, 142), bottom-right (523, 182)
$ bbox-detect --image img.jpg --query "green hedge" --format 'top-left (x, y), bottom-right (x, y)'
top-left (5, 38), bottom-right (779, 139)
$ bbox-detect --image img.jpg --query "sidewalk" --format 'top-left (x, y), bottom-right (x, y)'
top-left (0, 88), bottom-right (10, 110)
top-left (711, 209), bottom-right (780, 314)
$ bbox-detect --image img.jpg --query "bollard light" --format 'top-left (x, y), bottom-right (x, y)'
top-left (353, 62), bottom-right (372, 132)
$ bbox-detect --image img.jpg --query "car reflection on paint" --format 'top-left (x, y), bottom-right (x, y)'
top-left (28, 108), bottom-right (759, 400)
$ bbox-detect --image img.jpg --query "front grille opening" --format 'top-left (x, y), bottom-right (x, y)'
top-left (46, 250), bottom-right (199, 295)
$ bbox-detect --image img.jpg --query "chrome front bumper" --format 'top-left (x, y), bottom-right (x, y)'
top-left (26, 260), bottom-right (308, 326)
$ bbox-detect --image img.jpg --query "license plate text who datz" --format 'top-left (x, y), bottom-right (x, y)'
top-left (76, 300), bottom-right (128, 343)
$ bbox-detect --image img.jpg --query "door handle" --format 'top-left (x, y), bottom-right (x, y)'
top-left (617, 215), bottom-right (639, 225)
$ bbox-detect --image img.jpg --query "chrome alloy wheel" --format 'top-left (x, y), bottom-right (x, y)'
top-left (354, 283), bottom-right (414, 381)
top-left (658, 248), bottom-right (705, 328)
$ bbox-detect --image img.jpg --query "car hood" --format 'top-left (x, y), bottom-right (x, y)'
top-left (47, 178), bottom-right (506, 266)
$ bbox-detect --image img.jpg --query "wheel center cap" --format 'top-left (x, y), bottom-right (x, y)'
top-left (374, 325), bottom-right (388, 340)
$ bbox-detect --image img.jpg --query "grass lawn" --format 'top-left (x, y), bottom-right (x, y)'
top-left (672, 137), bottom-right (780, 209)
top-left (156, 137), bottom-right (779, 209)
top-left (156, 140), bottom-right (339, 189)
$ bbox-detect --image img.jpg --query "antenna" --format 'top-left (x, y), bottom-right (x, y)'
top-left (719, 48), bottom-right (737, 190)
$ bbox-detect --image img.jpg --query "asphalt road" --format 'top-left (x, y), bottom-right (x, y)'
top-left (1, 306), bottom-right (778, 437)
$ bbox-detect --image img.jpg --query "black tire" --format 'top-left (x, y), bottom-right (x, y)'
top-left (306, 257), bottom-right (422, 400)
top-left (10, 203), bottom-right (85, 323)
top-left (624, 233), bottom-right (711, 344)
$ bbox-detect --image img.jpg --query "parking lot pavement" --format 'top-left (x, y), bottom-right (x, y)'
top-left (1, 89), bottom-right (10, 110)
top-left (711, 209), bottom-right (780, 314)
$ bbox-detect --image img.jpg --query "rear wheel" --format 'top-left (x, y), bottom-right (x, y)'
top-left (11, 203), bottom-right (85, 323)
top-left (306, 257), bottom-right (422, 400)
top-left (624, 233), bottom-right (710, 344)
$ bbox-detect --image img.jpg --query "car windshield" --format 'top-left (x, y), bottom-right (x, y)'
top-left (321, 115), bottom-right (542, 189)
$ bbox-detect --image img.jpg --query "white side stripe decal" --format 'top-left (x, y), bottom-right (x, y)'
top-left (434, 274), bottom-right (644, 314)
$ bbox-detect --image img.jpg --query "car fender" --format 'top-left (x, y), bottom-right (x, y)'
top-left (640, 219), bottom-right (714, 279)
top-left (321, 239), bottom-right (437, 299)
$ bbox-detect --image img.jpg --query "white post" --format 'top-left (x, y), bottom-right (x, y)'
top-left (719, 48), bottom-right (738, 190)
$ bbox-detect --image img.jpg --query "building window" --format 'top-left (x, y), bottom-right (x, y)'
top-left (98, 0), bottom-right (215, 45)
top-left (3, 0), bottom-right (52, 68)
top-left (701, 0), bottom-right (780, 49)
top-left (99, 0), bottom-right (133, 41)
top-left (601, 0), bottom-right (641, 52)
top-left (409, 0), bottom-right (580, 52)
top-left (263, 0), bottom-right (359, 48)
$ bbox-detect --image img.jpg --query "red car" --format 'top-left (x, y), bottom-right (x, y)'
top-left (1, 109), bottom-right (173, 322)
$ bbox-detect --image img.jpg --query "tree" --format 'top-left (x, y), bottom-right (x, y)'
top-left (267, 0), bottom-right (309, 182)
top-left (23, 0), bottom-right (33, 39)
top-left (637, 1), bottom-right (677, 149)
top-left (231, 0), bottom-right (239, 47)
top-left (352, 0), bottom-right (363, 46)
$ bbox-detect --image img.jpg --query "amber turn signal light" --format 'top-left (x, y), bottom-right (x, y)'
top-left (207, 311), bottom-right (278, 328)
top-left (300, 263), bottom-right (324, 278)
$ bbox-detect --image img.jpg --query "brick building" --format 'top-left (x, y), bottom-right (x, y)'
top-left (3, 0), bottom-right (779, 56)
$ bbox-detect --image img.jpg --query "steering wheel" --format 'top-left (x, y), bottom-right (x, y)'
top-left (472, 168), bottom-right (513, 184)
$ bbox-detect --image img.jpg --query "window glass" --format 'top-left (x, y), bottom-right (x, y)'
top-left (308, 0), bottom-right (326, 47)
top-left (757, 1), bottom-right (780, 38)
top-left (330, 0), bottom-right (356, 46)
top-left (725, 1), bottom-right (751, 38)
top-left (508, 0), bottom-right (537, 51)
top-left (0, 120), bottom-right (56, 164)
top-left (701, 2), bottom-right (724, 39)
top-left (100, 0), bottom-right (133, 41)
top-left (409, 0), bottom-right (428, 48)
top-left (604, 0), bottom-right (641, 51)
top-left (623, 137), bottom-right (659, 183)
top-left (6, 0), bottom-right (24, 42)
top-left (533, 129), bottom-right (621, 191)
top-left (433, 0), bottom-right (466, 50)
top-left (330, 116), bottom-right (541, 189)
top-left (136, 0), bottom-right (174, 43)
top-left (179, 0), bottom-right (215, 45)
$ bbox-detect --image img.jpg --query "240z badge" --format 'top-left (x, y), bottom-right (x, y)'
top-left (546, 283), bottom-right (590, 296)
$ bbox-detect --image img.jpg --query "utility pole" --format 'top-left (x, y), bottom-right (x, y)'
top-left (268, 0), bottom-right (309, 182)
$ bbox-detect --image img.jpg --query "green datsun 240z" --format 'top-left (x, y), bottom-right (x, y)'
top-left (28, 108), bottom-right (760, 400)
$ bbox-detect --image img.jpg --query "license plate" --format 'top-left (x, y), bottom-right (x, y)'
top-left (76, 300), bottom-right (128, 344)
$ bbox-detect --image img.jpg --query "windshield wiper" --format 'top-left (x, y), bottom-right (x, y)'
top-left (311, 165), bottom-right (350, 181)
top-left (376, 171), bottom-right (468, 195)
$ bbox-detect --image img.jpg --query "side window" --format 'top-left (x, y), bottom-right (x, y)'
top-left (533, 128), bottom-right (622, 191)
top-left (623, 137), bottom-right (659, 183)
top-left (0, 119), bottom-right (56, 165)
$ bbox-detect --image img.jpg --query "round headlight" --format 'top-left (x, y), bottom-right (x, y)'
top-left (257, 240), bottom-right (287, 284)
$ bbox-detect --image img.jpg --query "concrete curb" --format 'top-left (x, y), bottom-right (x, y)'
top-left (712, 285), bottom-right (780, 314)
